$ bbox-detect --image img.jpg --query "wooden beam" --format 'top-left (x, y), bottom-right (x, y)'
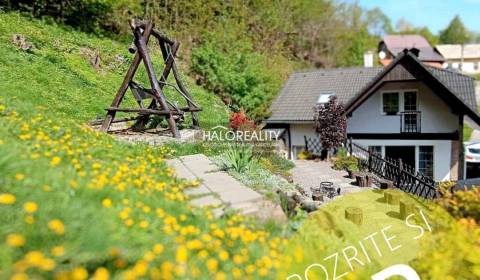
top-left (458, 115), bottom-right (465, 180)
top-left (100, 22), bottom-right (153, 132)
top-left (347, 132), bottom-right (459, 140)
top-left (106, 107), bottom-right (184, 115)
top-left (133, 26), bottom-right (180, 138)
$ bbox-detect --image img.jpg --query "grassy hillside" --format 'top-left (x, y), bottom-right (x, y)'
top-left (0, 13), bottom-right (285, 279)
top-left (0, 13), bottom-right (229, 128)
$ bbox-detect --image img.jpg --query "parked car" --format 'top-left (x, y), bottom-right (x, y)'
top-left (465, 142), bottom-right (480, 163)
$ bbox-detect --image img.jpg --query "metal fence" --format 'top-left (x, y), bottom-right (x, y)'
top-left (348, 140), bottom-right (438, 199)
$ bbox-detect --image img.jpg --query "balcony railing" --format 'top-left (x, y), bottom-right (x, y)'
top-left (400, 111), bottom-right (421, 133)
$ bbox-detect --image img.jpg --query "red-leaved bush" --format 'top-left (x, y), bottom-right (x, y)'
top-left (229, 109), bottom-right (256, 131)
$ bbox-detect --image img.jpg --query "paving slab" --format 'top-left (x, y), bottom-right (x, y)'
top-left (184, 184), bottom-right (211, 196)
top-left (201, 172), bottom-right (245, 193)
top-left (166, 159), bottom-right (197, 180)
top-left (189, 195), bottom-right (223, 207)
top-left (219, 188), bottom-right (263, 205)
top-left (166, 154), bottom-right (265, 216)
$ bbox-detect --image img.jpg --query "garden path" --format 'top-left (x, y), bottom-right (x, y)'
top-left (291, 160), bottom-right (367, 195)
top-left (166, 154), bottom-right (285, 220)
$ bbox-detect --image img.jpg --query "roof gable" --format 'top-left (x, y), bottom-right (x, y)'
top-left (380, 35), bottom-right (444, 62)
top-left (344, 50), bottom-right (480, 125)
top-left (267, 51), bottom-right (477, 123)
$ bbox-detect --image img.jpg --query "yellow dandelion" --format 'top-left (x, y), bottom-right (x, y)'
top-left (15, 173), bottom-right (25, 181)
top-left (125, 219), bottom-right (134, 227)
top-left (219, 250), bottom-right (229, 261)
top-left (24, 215), bottom-right (34, 224)
top-left (215, 272), bottom-right (226, 280)
top-left (232, 268), bottom-right (242, 279)
top-left (0, 193), bottom-right (16, 205)
top-left (102, 198), bottom-right (112, 208)
top-left (48, 219), bottom-right (65, 235)
top-left (139, 220), bottom-right (149, 229)
top-left (50, 156), bottom-right (61, 166)
top-left (6, 233), bottom-right (25, 247)
top-left (153, 243), bottom-right (164, 255)
top-left (23, 201), bottom-right (38, 213)
top-left (175, 246), bottom-right (187, 263)
top-left (10, 273), bottom-right (28, 280)
top-left (206, 258), bottom-right (218, 273)
top-left (92, 267), bottom-right (109, 280)
top-left (71, 267), bottom-right (88, 280)
top-left (51, 246), bottom-right (65, 257)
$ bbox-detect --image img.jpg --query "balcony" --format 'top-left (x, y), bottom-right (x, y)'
top-left (400, 111), bottom-right (421, 133)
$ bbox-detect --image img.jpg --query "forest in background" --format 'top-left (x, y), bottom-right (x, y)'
top-left (1, 0), bottom-right (478, 119)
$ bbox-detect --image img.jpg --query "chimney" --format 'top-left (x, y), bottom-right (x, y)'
top-left (364, 51), bottom-right (373, 67)
top-left (409, 47), bottom-right (420, 57)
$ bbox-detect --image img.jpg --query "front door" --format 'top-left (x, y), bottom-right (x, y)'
top-left (385, 146), bottom-right (416, 168)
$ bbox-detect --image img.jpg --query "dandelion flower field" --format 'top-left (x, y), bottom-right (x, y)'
top-left (0, 13), bottom-right (285, 279)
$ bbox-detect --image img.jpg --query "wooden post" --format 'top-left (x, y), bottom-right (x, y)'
top-left (101, 22), bottom-right (153, 132)
top-left (458, 115), bottom-right (464, 180)
top-left (399, 200), bottom-right (416, 219)
top-left (345, 207), bottom-right (363, 225)
top-left (368, 149), bottom-right (372, 172)
top-left (134, 40), bottom-right (180, 129)
top-left (396, 158), bottom-right (403, 188)
top-left (133, 26), bottom-right (180, 138)
top-left (348, 137), bottom-right (353, 156)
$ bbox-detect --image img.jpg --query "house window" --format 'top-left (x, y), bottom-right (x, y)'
top-left (369, 146), bottom-right (382, 156)
top-left (317, 92), bottom-right (335, 104)
top-left (382, 92), bottom-right (399, 115)
top-left (419, 146), bottom-right (434, 178)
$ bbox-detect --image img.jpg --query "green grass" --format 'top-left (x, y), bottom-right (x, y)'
top-left (0, 13), bottom-right (229, 129)
top-left (0, 13), bottom-right (283, 279)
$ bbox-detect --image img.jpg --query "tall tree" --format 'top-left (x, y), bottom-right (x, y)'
top-left (439, 15), bottom-right (470, 44)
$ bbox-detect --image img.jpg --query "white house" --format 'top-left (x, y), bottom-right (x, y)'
top-left (435, 44), bottom-right (480, 75)
top-left (266, 50), bottom-right (480, 182)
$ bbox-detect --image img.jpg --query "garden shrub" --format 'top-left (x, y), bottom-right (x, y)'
top-left (412, 218), bottom-right (480, 279)
top-left (229, 108), bottom-right (255, 131)
top-left (218, 144), bottom-right (254, 173)
top-left (259, 156), bottom-right (294, 181)
top-left (437, 181), bottom-right (480, 223)
top-left (190, 31), bottom-right (282, 120)
top-left (332, 154), bottom-right (359, 171)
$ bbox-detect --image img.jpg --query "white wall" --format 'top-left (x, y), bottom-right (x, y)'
top-left (352, 139), bottom-right (452, 181)
top-left (449, 61), bottom-right (480, 74)
top-left (289, 123), bottom-right (316, 158)
top-left (347, 81), bottom-right (459, 134)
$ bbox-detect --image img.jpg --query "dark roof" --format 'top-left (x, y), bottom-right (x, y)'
top-left (268, 67), bottom-right (383, 122)
top-left (380, 35), bottom-right (445, 62)
top-left (268, 54), bottom-right (477, 123)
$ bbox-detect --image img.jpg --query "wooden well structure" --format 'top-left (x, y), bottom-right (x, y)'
top-left (100, 19), bottom-right (201, 138)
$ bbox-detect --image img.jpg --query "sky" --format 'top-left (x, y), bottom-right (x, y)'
top-left (347, 0), bottom-right (480, 33)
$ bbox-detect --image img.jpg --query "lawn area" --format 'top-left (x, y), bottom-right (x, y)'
top-left (279, 189), bottom-right (448, 279)
top-left (0, 13), bottom-right (282, 279)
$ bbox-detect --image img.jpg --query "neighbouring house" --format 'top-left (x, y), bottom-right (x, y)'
top-left (435, 44), bottom-right (480, 75)
top-left (378, 35), bottom-right (444, 67)
top-left (266, 50), bottom-right (480, 182)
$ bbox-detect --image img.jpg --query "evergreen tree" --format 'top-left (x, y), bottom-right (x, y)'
top-left (439, 15), bottom-right (470, 44)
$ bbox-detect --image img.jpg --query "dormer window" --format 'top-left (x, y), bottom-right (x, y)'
top-left (317, 92), bottom-right (335, 104)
